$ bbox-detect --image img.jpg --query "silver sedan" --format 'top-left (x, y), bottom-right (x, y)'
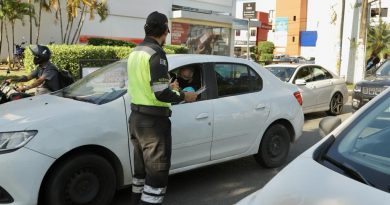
top-left (265, 64), bottom-right (348, 115)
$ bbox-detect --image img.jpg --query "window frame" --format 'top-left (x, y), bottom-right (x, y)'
top-left (212, 62), bottom-right (263, 98)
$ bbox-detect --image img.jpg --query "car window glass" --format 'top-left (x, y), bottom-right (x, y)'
top-left (338, 96), bottom-right (390, 175)
top-left (312, 67), bottom-right (330, 81)
top-left (249, 68), bottom-right (263, 91)
top-left (376, 61), bottom-right (390, 76)
top-left (294, 67), bottom-right (313, 83)
top-left (214, 63), bottom-right (252, 97)
top-left (169, 63), bottom-right (205, 103)
top-left (267, 66), bottom-right (296, 82)
top-left (62, 61), bottom-right (127, 104)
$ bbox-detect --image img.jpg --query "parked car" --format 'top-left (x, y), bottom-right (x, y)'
top-left (0, 55), bottom-right (304, 205)
top-left (265, 64), bottom-right (348, 115)
top-left (289, 56), bottom-right (315, 64)
top-left (272, 54), bottom-right (291, 62)
top-left (352, 60), bottom-right (389, 110)
top-left (237, 87), bottom-right (390, 205)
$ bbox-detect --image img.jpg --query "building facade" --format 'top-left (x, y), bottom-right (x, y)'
top-left (1, 0), bottom-right (236, 59)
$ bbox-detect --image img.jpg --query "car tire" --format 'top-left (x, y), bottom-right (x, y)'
top-left (254, 124), bottom-right (290, 168)
top-left (327, 92), bottom-right (343, 116)
top-left (42, 153), bottom-right (116, 205)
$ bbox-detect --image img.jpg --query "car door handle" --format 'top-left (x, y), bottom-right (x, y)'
top-left (196, 113), bottom-right (209, 120)
top-left (255, 104), bottom-right (266, 110)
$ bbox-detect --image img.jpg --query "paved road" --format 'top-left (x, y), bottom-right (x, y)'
top-left (113, 103), bottom-right (353, 205)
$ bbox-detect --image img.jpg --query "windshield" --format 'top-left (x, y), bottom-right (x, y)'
top-left (375, 61), bottom-right (390, 77)
top-left (266, 66), bottom-right (296, 82)
top-left (327, 91), bottom-right (390, 192)
top-left (61, 61), bottom-right (128, 105)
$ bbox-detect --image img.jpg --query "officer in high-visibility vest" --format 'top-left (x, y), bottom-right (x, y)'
top-left (128, 11), bottom-right (198, 205)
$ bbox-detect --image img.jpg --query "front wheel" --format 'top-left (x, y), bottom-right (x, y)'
top-left (327, 92), bottom-right (344, 116)
top-left (42, 154), bottom-right (116, 205)
top-left (254, 124), bottom-right (290, 168)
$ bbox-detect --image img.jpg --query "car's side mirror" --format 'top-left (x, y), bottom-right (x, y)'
top-left (319, 116), bottom-right (342, 138)
top-left (295, 79), bottom-right (307, 85)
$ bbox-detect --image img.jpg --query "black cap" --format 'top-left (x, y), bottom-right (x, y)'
top-left (144, 11), bottom-right (170, 36)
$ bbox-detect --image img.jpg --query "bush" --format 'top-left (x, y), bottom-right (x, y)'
top-left (24, 45), bottom-right (132, 79)
top-left (163, 45), bottom-right (189, 54)
top-left (258, 41), bottom-right (275, 54)
top-left (87, 38), bottom-right (136, 48)
top-left (259, 53), bottom-right (274, 62)
top-left (24, 44), bottom-right (188, 80)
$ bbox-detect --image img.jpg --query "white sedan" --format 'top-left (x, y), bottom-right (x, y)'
top-left (237, 88), bottom-right (390, 205)
top-left (0, 55), bottom-right (304, 205)
top-left (265, 64), bottom-right (348, 115)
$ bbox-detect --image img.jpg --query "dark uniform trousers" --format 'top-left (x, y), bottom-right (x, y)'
top-left (129, 110), bottom-right (172, 205)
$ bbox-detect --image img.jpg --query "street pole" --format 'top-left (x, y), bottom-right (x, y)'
top-left (247, 19), bottom-right (250, 60)
top-left (336, 0), bottom-right (345, 76)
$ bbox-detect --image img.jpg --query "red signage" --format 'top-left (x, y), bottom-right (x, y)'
top-left (171, 22), bottom-right (190, 45)
top-left (260, 24), bottom-right (272, 30)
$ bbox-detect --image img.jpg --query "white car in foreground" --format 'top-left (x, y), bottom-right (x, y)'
top-left (0, 55), bottom-right (304, 205)
top-left (265, 64), bottom-right (348, 115)
top-left (237, 88), bottom-right (390, 205)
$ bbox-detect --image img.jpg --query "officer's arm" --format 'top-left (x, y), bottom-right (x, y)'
top-left (149, 54), bottom-right (185, 103)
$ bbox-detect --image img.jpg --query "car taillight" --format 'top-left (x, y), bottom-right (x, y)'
top-left (294, 91), bottom-right (303, 106)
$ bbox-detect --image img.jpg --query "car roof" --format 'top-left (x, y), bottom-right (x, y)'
top-left (265, 63), bottom-right (321, 68)
top-left (167, 54), bottom-right (253, 68)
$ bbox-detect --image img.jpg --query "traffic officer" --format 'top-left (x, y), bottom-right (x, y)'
top-left (127, 11), bottom-right (198, 205)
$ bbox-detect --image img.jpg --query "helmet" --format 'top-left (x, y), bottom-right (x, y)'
top-left (144, 11), bottom-right (170, 37)
top-left (29, 44), bottom-right (51, 65)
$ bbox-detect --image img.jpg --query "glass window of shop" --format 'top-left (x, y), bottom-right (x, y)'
top-left (171, 22), bottom-right (231, 56)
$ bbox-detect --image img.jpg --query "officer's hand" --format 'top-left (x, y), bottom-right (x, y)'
top-left (170, 79), bottom-right (180, 91)
top-left (184, 92), bottom-right (198, 103)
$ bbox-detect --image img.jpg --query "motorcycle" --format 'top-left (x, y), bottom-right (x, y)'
top-left (13, 41), bottom-right (27, 70)
top-left (0, 71), bottom-right (33, 104)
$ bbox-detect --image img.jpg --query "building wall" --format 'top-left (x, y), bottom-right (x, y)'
top-left (1, 0), bottom-right (235, 60)
top-left (275, 0), bottom-right (307, 56)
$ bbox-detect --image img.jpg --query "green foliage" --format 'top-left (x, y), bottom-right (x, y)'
top-left (367, 21), bottom-right (390, 57)
top-left (24, 45), bottom-right (132, 79)
top-left (257, 41), bottom-right (275, 54)
top-left (163, 45), bottom-right (189, 54)
top-left (0, 0), bottom-right (35, 25)
top-left (257, 41), bottom-right (275, 62)
top-left (87, 38), bottom-right (136, 47)
top-left (24, 44), bottom-right (188, 79)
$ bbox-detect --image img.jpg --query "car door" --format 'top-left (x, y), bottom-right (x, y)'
top-left (169, 63), bottom-right (213, 169)
top-left (125, 63), bottom-right (213, 170)
top-left (210, 63), bottom-right (270, 160)
top-left (310, 66), bottom-right (334, 109)
top-left (293, 66), bottom-right (317, 112)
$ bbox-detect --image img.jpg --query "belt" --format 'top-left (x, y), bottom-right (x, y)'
top-left (131, 104), bottom-right (171, 117)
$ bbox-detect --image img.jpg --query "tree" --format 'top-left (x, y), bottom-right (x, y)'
top-left (367, 21), bottom-right (390, 58)
top-left (1, 0), bottom-right (35, 66)
top-left (63, 0), bottom-right (108, 44)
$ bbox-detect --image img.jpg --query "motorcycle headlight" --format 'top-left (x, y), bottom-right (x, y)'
top-left (354, 85), bottom-right (361, 92)
top-left (0, 131), bottom-right (37, 152)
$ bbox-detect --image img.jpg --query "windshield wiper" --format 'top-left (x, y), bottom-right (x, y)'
top-left (323, 154), bottom-right (372, 186)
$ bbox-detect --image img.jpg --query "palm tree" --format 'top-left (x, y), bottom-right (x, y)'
top-left (63, 0), bottom-right (108, 44)
top-left (367, 21), bottom-right (390, 58)
top-left (1, 0), bottom-right (35, 66)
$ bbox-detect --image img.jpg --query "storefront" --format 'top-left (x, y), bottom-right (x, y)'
top-left (171, 10), bottom-right (233, 56)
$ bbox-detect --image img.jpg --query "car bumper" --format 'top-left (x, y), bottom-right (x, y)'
top-left (0, 148), bottom-right (55, 205)
top-left (352, 92), bottom-right (375, 110)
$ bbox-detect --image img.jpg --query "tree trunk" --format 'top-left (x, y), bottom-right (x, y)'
top-left (29, 11), bottom-right (33, 44)
top-left (71, 5), bottom-right (86, 44)
top-left (66, 19), bottom-right (75, 44)
top-left (58, 0), bottom-right (64, 43)
top-left (36, 2), bottom-right (43, 44)
top-left (73, 13), bottom-right (86, 44)
top-left (0, 21), bottom-right (3, 57)
top-left (11, 23), bottom-right (15, 68)
top-left (4, 23), bottom-right (10, 67)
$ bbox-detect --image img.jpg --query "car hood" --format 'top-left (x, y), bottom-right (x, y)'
top-left (0, 94), bottom-right (90, 131)
top-left (358, 76), bottom-right (390, 86)
top-left (236, 153), bottom-right (390, 205)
